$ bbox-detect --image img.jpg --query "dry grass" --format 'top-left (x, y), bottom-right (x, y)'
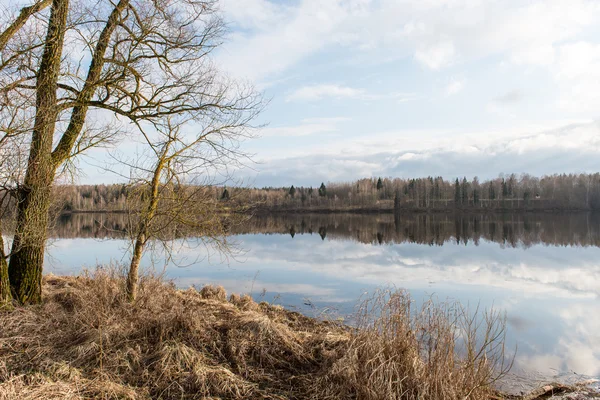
top-left (322, 289), bottom-right (513, 400)
top-left (0, 268), bottom-right (511, 399)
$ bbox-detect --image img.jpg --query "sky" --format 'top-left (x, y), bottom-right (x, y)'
top-left (6, 0), bottom-right (600, 186)
top-left (205, 0), bottom-right (600, 187)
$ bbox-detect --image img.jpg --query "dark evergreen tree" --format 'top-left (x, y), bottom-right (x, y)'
top-left (507, 175), bottom-right (515, 197)
top-left (454, 178), bottom-right (461, 206)
top-left (318, 182), bottom-right (327, 197)
top-left (289, 185), bottom-right (296, 197)
top-left (376, 177), bottom-right (383, 191)
top-left (394, 189), bottom-right (401, 212)
top-left (318, 226), bottom-right (327, 240)
top-left (489, 181), bottom-right (496, 200)
top-left (221, 188), bottom-right (230, 200)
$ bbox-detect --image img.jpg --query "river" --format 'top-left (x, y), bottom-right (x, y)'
top-left (41, 211), bottom-right (600, 385)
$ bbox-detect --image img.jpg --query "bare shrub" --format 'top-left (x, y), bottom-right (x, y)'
top-left (199, 284), bottom-right (227, 301)
top-left (324, 288), bottom-right (513, 400)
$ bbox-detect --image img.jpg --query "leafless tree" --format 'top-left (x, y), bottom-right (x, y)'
top-left (120, 86), bottom-right (262, 300)
top-left (0, 0), bottom-right (260, 304)
top-left (0, 70), bottom-right (32, 306)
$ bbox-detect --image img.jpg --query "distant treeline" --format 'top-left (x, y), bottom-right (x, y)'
top-left (29, 173), bottom-right (600, 213)
top-left (51, 212), bottom-right (600, 249)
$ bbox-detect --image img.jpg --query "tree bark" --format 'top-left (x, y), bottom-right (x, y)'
top-left (126, 148), bottom-right (168, 301)
top-left (51, 0), bottom-right (129, 165)
top-left (126, 232), bottom-right (145, 301)
top-left (0, 0), bottom-right (52, 52)
top-left (8, 0), bottom-right (69, 305)
top-left (0, 234), bottom-right (11, 307)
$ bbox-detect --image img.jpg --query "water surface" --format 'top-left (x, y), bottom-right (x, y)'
top-left (43, 212), bottom-right (600, 383)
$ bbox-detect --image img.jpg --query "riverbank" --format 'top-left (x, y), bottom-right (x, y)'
top-left (250, 206), bottom-right (596, 215)
top-left (59, 206), bottom-right (597, 216)
top-left (0, 270), bottom-right (596, 399)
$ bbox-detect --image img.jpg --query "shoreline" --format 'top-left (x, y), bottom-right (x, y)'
top-left (251, 207), bottom-right (596, 215)
top-left (59, 207), bottom-right (599, 216)
top-left (1, 271), bottom-right (598, 399)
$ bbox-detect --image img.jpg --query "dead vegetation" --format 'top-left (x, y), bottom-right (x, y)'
top-left (0, 268), bottom-right (523, 399)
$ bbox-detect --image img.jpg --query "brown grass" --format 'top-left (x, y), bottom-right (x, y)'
top-left (0, 268), bottom-right (511, 399)
top-left (322, 289), bottom-right (513, 400)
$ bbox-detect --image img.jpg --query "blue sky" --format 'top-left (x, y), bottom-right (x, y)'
top-left (6, 0), bottom-right (600, 186)
top-left (202, 0), bottom-right (600, 187)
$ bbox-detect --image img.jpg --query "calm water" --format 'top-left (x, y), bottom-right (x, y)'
top-left (42, 212), bottom-right (600, 383)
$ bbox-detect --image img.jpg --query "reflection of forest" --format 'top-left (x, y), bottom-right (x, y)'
top-left (51, 213), bottom-right (131, 239)
top-left (48, 212), bottom-right (600, 248)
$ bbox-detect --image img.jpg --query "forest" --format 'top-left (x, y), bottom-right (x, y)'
top-left (51, 211), bottom-right (600, 249)
top-left (41, 172), bottom-right (600, 214)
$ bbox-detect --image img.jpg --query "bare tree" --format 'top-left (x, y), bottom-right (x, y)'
top-left (0, 64), bottom-right (33, 306)
top-left (121, 81), bottom-right (261, 300)
top-left (0, 184), bottom-right (10, 306)
top-left (0, 0), bottom-right (245, 304)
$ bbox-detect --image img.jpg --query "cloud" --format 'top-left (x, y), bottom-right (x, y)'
top-left (218, 0), bottom-right (600, 82)
top-left (259, 117), bottom-right (348, 137)
top-left (493, 90), bottom-right (524, 105)
top-left (285, 84), bottom-right (417, 103)
top-left (231, 232), bottom-right (600, 302)
top-left (415, 41), bottom-right (456, 70)
top-left (218, 0), bottom-right (283, 30)
top-left (444, 78), bottom-right (465, 96)
top-left (554, 41), bottom-right (600, 113)
top-left (247, 121), bottom-right (600, 186)
top-left (286, 84), bottom-right (366, 102)
top-left (217, 0), bottom-right (356, 82)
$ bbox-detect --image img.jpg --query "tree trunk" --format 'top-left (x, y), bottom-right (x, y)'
top-left (0, 234), bottom-right (11, 308)
top-left (8, 0), bottom-right (69, 305)
top-left (9, 182), bottom-right (53, 304)
top-left (126, 233), bottom-right (145, 301)
top-left (126, 148), bottom-right (168, 301)
top-left (0, 0), bottom-right (52, 52)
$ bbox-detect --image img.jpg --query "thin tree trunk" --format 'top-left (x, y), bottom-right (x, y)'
top-left (126, 153), bottom-right (168, 301)
top-left (8, 0), bottom-right (69, 305)
top-left (126, 232), bottom-right (145, 301)
top-left (0, 234), bottom-right (11, 307)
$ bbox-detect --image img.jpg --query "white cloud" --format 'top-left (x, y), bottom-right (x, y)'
top-left (554, 41), bottom-right (600, 113)
top-left (217, 0), bottom-right (356, 82)
top-left (486, 90), bottom-right (524, 117)
top-left (285, 84), bottom-right (418, 103)
top-left (248, 121), bottom-right (600, 186)
top-left (218, 0), bottom-right (283, 30)
top-left (493, 90), bottom-right (523, 105)
top-left (259, 117), bottom-right (348, 138)
top-left (444, 78), bottom-right (465, 96)
top-left (218, 0), bottom-right (600, 81)
top-left (286, 84), bottom-right (366, 102)
top-left (415, 41), bottom-right (456, 70)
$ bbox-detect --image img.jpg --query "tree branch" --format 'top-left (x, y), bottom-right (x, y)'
top-left (51, 0), bottom-right (130, 165)
top-left (0, 0), bottom-right (51, 53)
